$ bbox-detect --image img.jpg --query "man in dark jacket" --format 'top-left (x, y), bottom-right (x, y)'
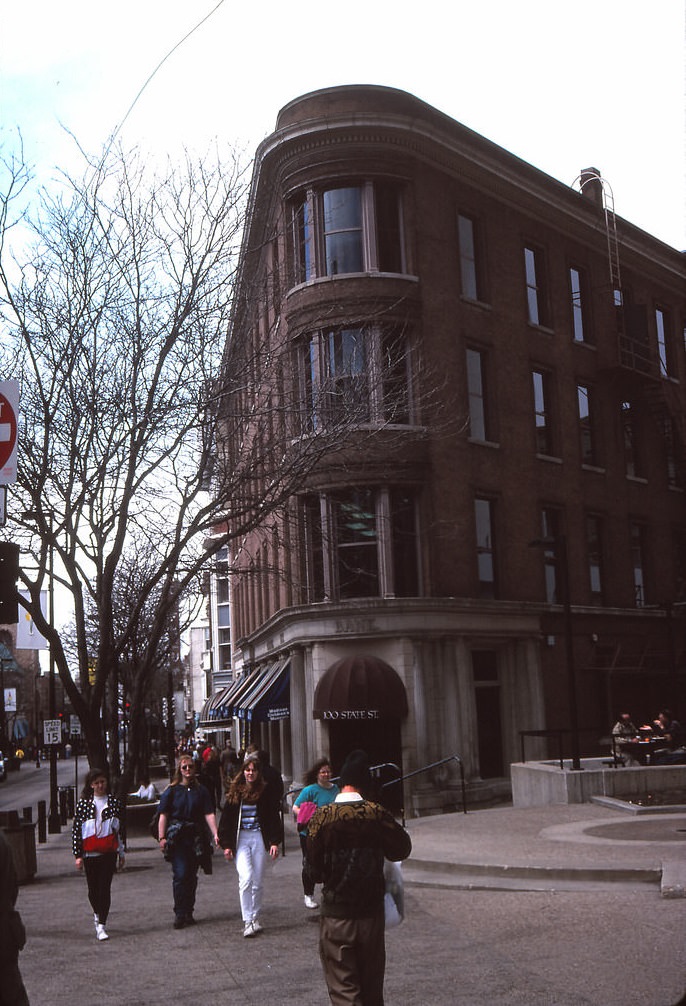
top-left (0, 830), bottom-right (30, 1005)
top-left (306, 749), bottom-right (411, 1005)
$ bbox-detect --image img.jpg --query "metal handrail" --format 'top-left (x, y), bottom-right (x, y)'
top-left (380, 755), bottom-right (467, 822)
top-left (286, 754), bottom-right (467, 830)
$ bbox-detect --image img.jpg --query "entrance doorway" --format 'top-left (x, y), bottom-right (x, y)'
top-left (327, 718), bottom-right (404, 813)
top-left (472, 650), bottom-right (504, 778)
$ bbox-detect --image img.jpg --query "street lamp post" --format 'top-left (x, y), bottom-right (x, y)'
top-left (46, 511), bottom-right (60, 833)
top-left (531, 534), bottom-right (582, 771)
top-left (23, 508), bottom-right (61, 831)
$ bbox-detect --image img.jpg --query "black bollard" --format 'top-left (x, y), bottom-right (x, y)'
top-left (59, 787), bottom-right (68, 825)
top-left (37, 800), bottom-right (47, 844)
top-left (22, 806), bottom-right (32, 823)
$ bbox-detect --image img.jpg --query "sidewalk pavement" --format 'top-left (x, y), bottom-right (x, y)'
top-left (12, 802), bottom-right (686, 1006)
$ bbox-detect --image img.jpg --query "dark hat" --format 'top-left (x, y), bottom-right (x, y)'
top-left (339, 749), bottom-right (371, 792)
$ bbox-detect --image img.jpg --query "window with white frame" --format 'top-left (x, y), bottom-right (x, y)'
top-left (299, 487), bottom-right (420, 602)
top-left (458, 214), bottom-right (485, 301)
top-left (297, 324), bottom-right (413, 432)
top-left (586, 514), bottom-right (604, 603)
top-left (474, 496), bottom-right (497, 598)
top-left (622, 401), bottom-right (641, 478)
top-left (289, 180), bottom-right (405, 286)
top-left (630, 521), bottom-right (646, 607)
top-left (540, 507), bottom-right (562, 603)
top-left (656, 306), bottom-right (675, 378)
top-left (577, 383), bottom-right (599, 466)
top-left (569, 267), bottom-right (591, 343)
top-left (466, 347), bottom-right (491, 441)
top-left (524, 246), bottom-right (550, 327)
top-left (532, 369), bottom-right (554, 456)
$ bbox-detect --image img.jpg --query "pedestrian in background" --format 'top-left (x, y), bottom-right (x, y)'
top-left (0, 829), bottom-right (30, 1005)
top-left (218, 753), bottom-right (282, 937)
top-left (72, 767), bottom-right (126, 942)
top-left (292, 758), bottom-right (339, 909)
top-left (306, 749), bottom-right (411, 1005)
top-left (157, 754), bottom-right (219, 929)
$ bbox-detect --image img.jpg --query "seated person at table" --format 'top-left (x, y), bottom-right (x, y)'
top-left (611, 712), bottom-right (639, 766)
top-left (652, 710), bottom-right (686, 765)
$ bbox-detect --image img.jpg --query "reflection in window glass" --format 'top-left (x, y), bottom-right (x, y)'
top-left (458, 215), bottom-right (479, 300)
top-left (323, 188), bottom-right (363, 275)
top-left (335, 490), bottom-right (379, 598)
top-left (532, 370), bottom-right (553, 455)
top-left (475, 497), bottom-right (496, 598)
top-left (586, 515), bottom-right (603, 602)
top-left (467, 348), bottom-right (488, 440)
top-left (570, 268), bottom-right (585, 342)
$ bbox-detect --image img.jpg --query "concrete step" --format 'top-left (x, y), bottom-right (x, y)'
top-left (403, 859), bottom-right (662, 893)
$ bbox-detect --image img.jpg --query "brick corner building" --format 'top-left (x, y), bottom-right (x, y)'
top-left (210, 84), bottom-right (686, 813)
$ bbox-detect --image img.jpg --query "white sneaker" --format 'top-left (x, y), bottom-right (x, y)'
top-left (96, 923), bottom-right (109, 941)
top-left (243, 921), bottom-right (256, 938)
top-left (251, 919), bottom-right (263, 933)
top-left (304, 895), bottom-right (318, 909)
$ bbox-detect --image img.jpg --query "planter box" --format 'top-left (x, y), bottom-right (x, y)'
top-left (511, 758), bottom-right (686, 807)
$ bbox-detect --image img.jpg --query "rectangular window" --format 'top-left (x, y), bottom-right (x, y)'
top-left (569, 267), bottom-right (590, 342)
top-left (586, 514), bottom-right (604, 603)
top-left (389, 488), bottom-right (419, 597)
top-left (524, 246), bottom-right (550, 327)
top-left (323, 328), bottom-right (369, 422)
top-left (630, 522), bottom-right (646, 607)
top-left (291, 195), bottom-right (314, 285)
top-left (622, 401), bottom-right (641, 477)
top-left (375, 182), bottom-right (404, 273)
top-left (301, 495), bottom-right (325, 602)
top-left (656, 306), bottom-right (674, 377)
top-left (381, 327), bottom-right (411, 424)
top-left (458, 215), bottom-right (483, 301)
top-left (665, 416), bottom-right (683, 489)
top-left (289, 181), bottom-right (405, 286)
top-left (474, 497), bottom-right (497, 598)
top-left (466, 347), bottom-right (490, 441)
top-left (334, 489), bottom-right (379, 599)
top-left (577, 383), bottom-right (598, 466)
top-left (540, 507), bottom-right (561, 603)
top-left (299, 325), bottom-right (412, 432)
top-left (532, 370), bottom-right (554, 456)
top-left (323, 187), bottom-right (364, 276)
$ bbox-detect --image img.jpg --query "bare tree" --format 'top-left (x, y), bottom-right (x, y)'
top-left (0, 141), bottom-right (274, 772)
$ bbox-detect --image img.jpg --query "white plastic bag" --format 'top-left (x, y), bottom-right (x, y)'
top-left (383, 860), bottom-right (404, 929)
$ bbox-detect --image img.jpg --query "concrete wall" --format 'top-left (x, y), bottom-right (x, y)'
top-left (511, 759), bottom-right (686, 807)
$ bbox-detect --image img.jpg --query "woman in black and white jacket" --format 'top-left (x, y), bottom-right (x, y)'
top-left (72, 767), bottom-right (125, 941)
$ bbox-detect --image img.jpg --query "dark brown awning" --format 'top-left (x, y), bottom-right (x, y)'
top-left (313, 655), bottom-right (408, 721)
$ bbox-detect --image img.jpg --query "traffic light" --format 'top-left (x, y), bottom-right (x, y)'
top-left (0, 541), bottom-right (20, 624)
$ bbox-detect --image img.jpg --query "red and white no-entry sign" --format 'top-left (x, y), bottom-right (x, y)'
top-left (0, 380), bottom-right (19, 485)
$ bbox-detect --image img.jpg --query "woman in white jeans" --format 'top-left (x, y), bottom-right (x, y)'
top-left (218, 754), bottom-right (282, 936)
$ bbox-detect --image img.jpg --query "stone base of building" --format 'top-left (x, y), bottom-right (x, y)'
top-left (410, 778), bottom-right (511, 817)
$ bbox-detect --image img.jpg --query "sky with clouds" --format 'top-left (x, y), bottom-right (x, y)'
top-left (1, 0), bottom-right (684, 250)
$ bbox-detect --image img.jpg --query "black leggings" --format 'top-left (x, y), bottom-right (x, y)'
top-left (299, 833), bottom-right (315, 896)
top-left (83, 853), bottom-right (117, 924)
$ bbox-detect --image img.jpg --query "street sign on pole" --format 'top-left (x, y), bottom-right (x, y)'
top-left (43, 719), bottom-right (61, 745)
top-left (70, 715), bottom-right (81, 736)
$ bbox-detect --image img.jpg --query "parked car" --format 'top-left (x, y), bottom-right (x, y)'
top-left (0, 750), bottom-right (6, 782)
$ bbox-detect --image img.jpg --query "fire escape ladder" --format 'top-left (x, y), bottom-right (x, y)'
top-left (601, 184), bottom-right (622, 298)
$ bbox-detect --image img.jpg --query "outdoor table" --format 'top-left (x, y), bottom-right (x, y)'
top-left (614, 737), bottom-right (666, 765)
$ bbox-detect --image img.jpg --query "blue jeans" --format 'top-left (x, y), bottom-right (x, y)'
top-left (170, 839), bottom-right (199, 920)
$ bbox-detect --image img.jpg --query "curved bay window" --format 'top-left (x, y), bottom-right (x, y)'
top-left (298, 324), bottom-right (413, 432)
top-left (289, 180), bottom-right (406, 286)
top-left (299, 487), bottom-right (420, 601)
